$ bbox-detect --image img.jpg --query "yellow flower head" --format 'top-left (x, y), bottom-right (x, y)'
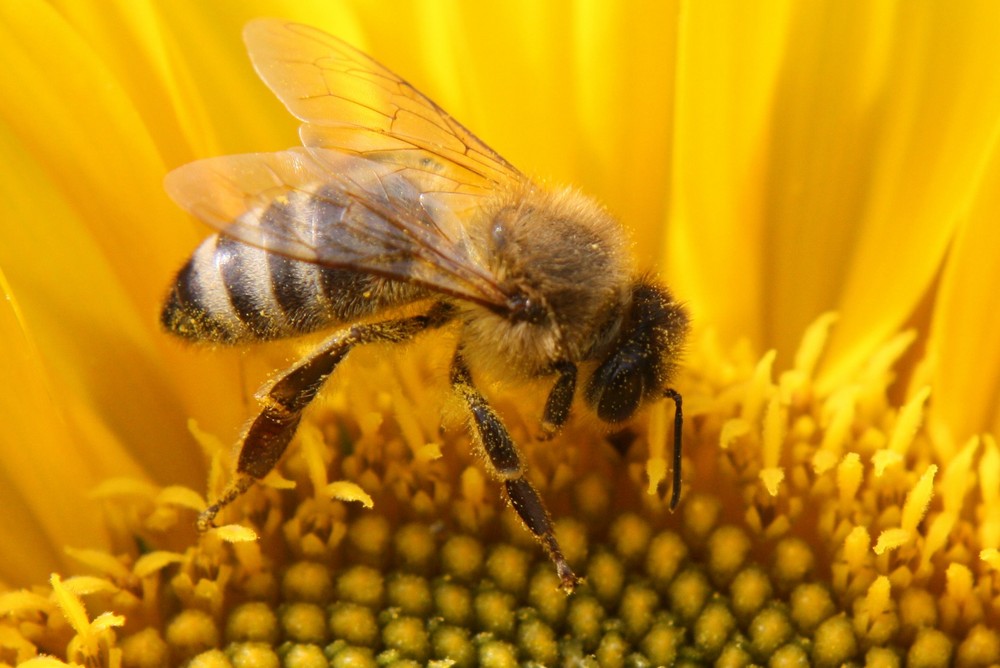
top-left (1, 2), bottom-right (999, 667)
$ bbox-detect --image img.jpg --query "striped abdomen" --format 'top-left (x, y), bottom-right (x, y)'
top-left (162, 234), bottom-right (423, 344)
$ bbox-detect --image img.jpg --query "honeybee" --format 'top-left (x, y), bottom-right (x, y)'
top-left (162, 19), bottom-right (688, 592)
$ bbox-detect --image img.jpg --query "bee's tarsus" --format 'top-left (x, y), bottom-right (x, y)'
top-left (195, 512), bottom-right (215, 533)
top-left (537, 424), bottom-right (558, 441)
top-left (557, 564), bottom-right (582, 594)
top-left (197, 474), bottom-right (253, 531)
top-left (504, 478), bottom-right (580, 594)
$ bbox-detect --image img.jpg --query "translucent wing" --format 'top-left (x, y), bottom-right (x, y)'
top-left (165, 148), bottom-right (513, 309)
top-left (243, 18), bottom-right (523, 195)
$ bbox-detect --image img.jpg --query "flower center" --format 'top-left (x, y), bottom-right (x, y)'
top-left (2, 318), bottom-right (998, 667)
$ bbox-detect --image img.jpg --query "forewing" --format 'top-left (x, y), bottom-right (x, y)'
top-left (165, 148), bottom-right (511, 308)
top-left (242, 19), bottom-right (522, 194)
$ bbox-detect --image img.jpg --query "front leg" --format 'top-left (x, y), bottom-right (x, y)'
top-left (539, 361), bottom-right (577, 440)
top-left (451, 352), bottom-right (581, 592)
top-left (198, 302), bottom-right (453, 530)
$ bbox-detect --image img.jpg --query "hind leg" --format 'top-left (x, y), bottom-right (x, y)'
top-left (198, 302), bottom-right (453, 529)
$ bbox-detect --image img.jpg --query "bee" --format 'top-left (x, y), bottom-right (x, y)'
top-left (162, 19), bottom-right (688, 592)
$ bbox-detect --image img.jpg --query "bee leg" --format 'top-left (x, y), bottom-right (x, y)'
top-left (451, 352), bottom-right (581, 593)
top-left (539, 361), bottom-right (577, 440)
top-left (198, 302), bottom-right (454, 531)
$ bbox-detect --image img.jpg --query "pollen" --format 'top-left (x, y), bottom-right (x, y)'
top-left (2, 318), bottom-right (998, 667)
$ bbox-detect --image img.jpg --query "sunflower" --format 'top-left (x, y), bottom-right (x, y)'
top-left (1, 2), bottom-right (998, 667)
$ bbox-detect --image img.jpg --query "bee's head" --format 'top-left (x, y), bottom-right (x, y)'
top-left (585, 280), bottom-right (689, 423)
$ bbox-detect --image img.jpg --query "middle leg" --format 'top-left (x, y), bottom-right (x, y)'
top-left (450, 351), bottom-right (580, 592)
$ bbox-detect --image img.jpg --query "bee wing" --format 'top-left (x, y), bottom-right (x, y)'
top-left (242, 18), bottom-right (522, 194)
top-left (165, 148), bottom-right (513, 309)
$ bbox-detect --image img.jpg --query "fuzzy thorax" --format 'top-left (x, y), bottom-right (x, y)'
top-left (457, 183), bottom-right (636, 379)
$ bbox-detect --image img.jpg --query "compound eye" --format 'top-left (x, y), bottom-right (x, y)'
top-left (587, 358), bottom-right (644, 423)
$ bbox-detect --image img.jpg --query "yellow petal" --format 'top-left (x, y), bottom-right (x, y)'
top-left (50, 573), bottom-right (89, 636)
top-left (214, 524), bottom-right (258, 543)
top-left (817, 1), bottom-right (1000, 386)
top-left (91, 611), bottom-right (125, 632)
top-left (134, 551), bottom-right (186, 579)
top-left (63, 548), bottom-right (130, 581)
top-left (0, 589), bottom-right (54, 616)
top-left (0, 271), bottom-right (104, 585)
top-left (900, 465), bottom-right (936, 533)
top-left (325, 481), bottom-right (374, 508)
top-left (874, 528), bottom-right (910, 555)
top-left (667, 2), bottom-right (793, 346)
top-left (157, 486), bottom-right (207, 511)
top-left (60, 576), bottom-right (118, 597)
top-left (927, 130), bottom-right (1000, 446)
top-left (0, 3), bottom-right (250, 583)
